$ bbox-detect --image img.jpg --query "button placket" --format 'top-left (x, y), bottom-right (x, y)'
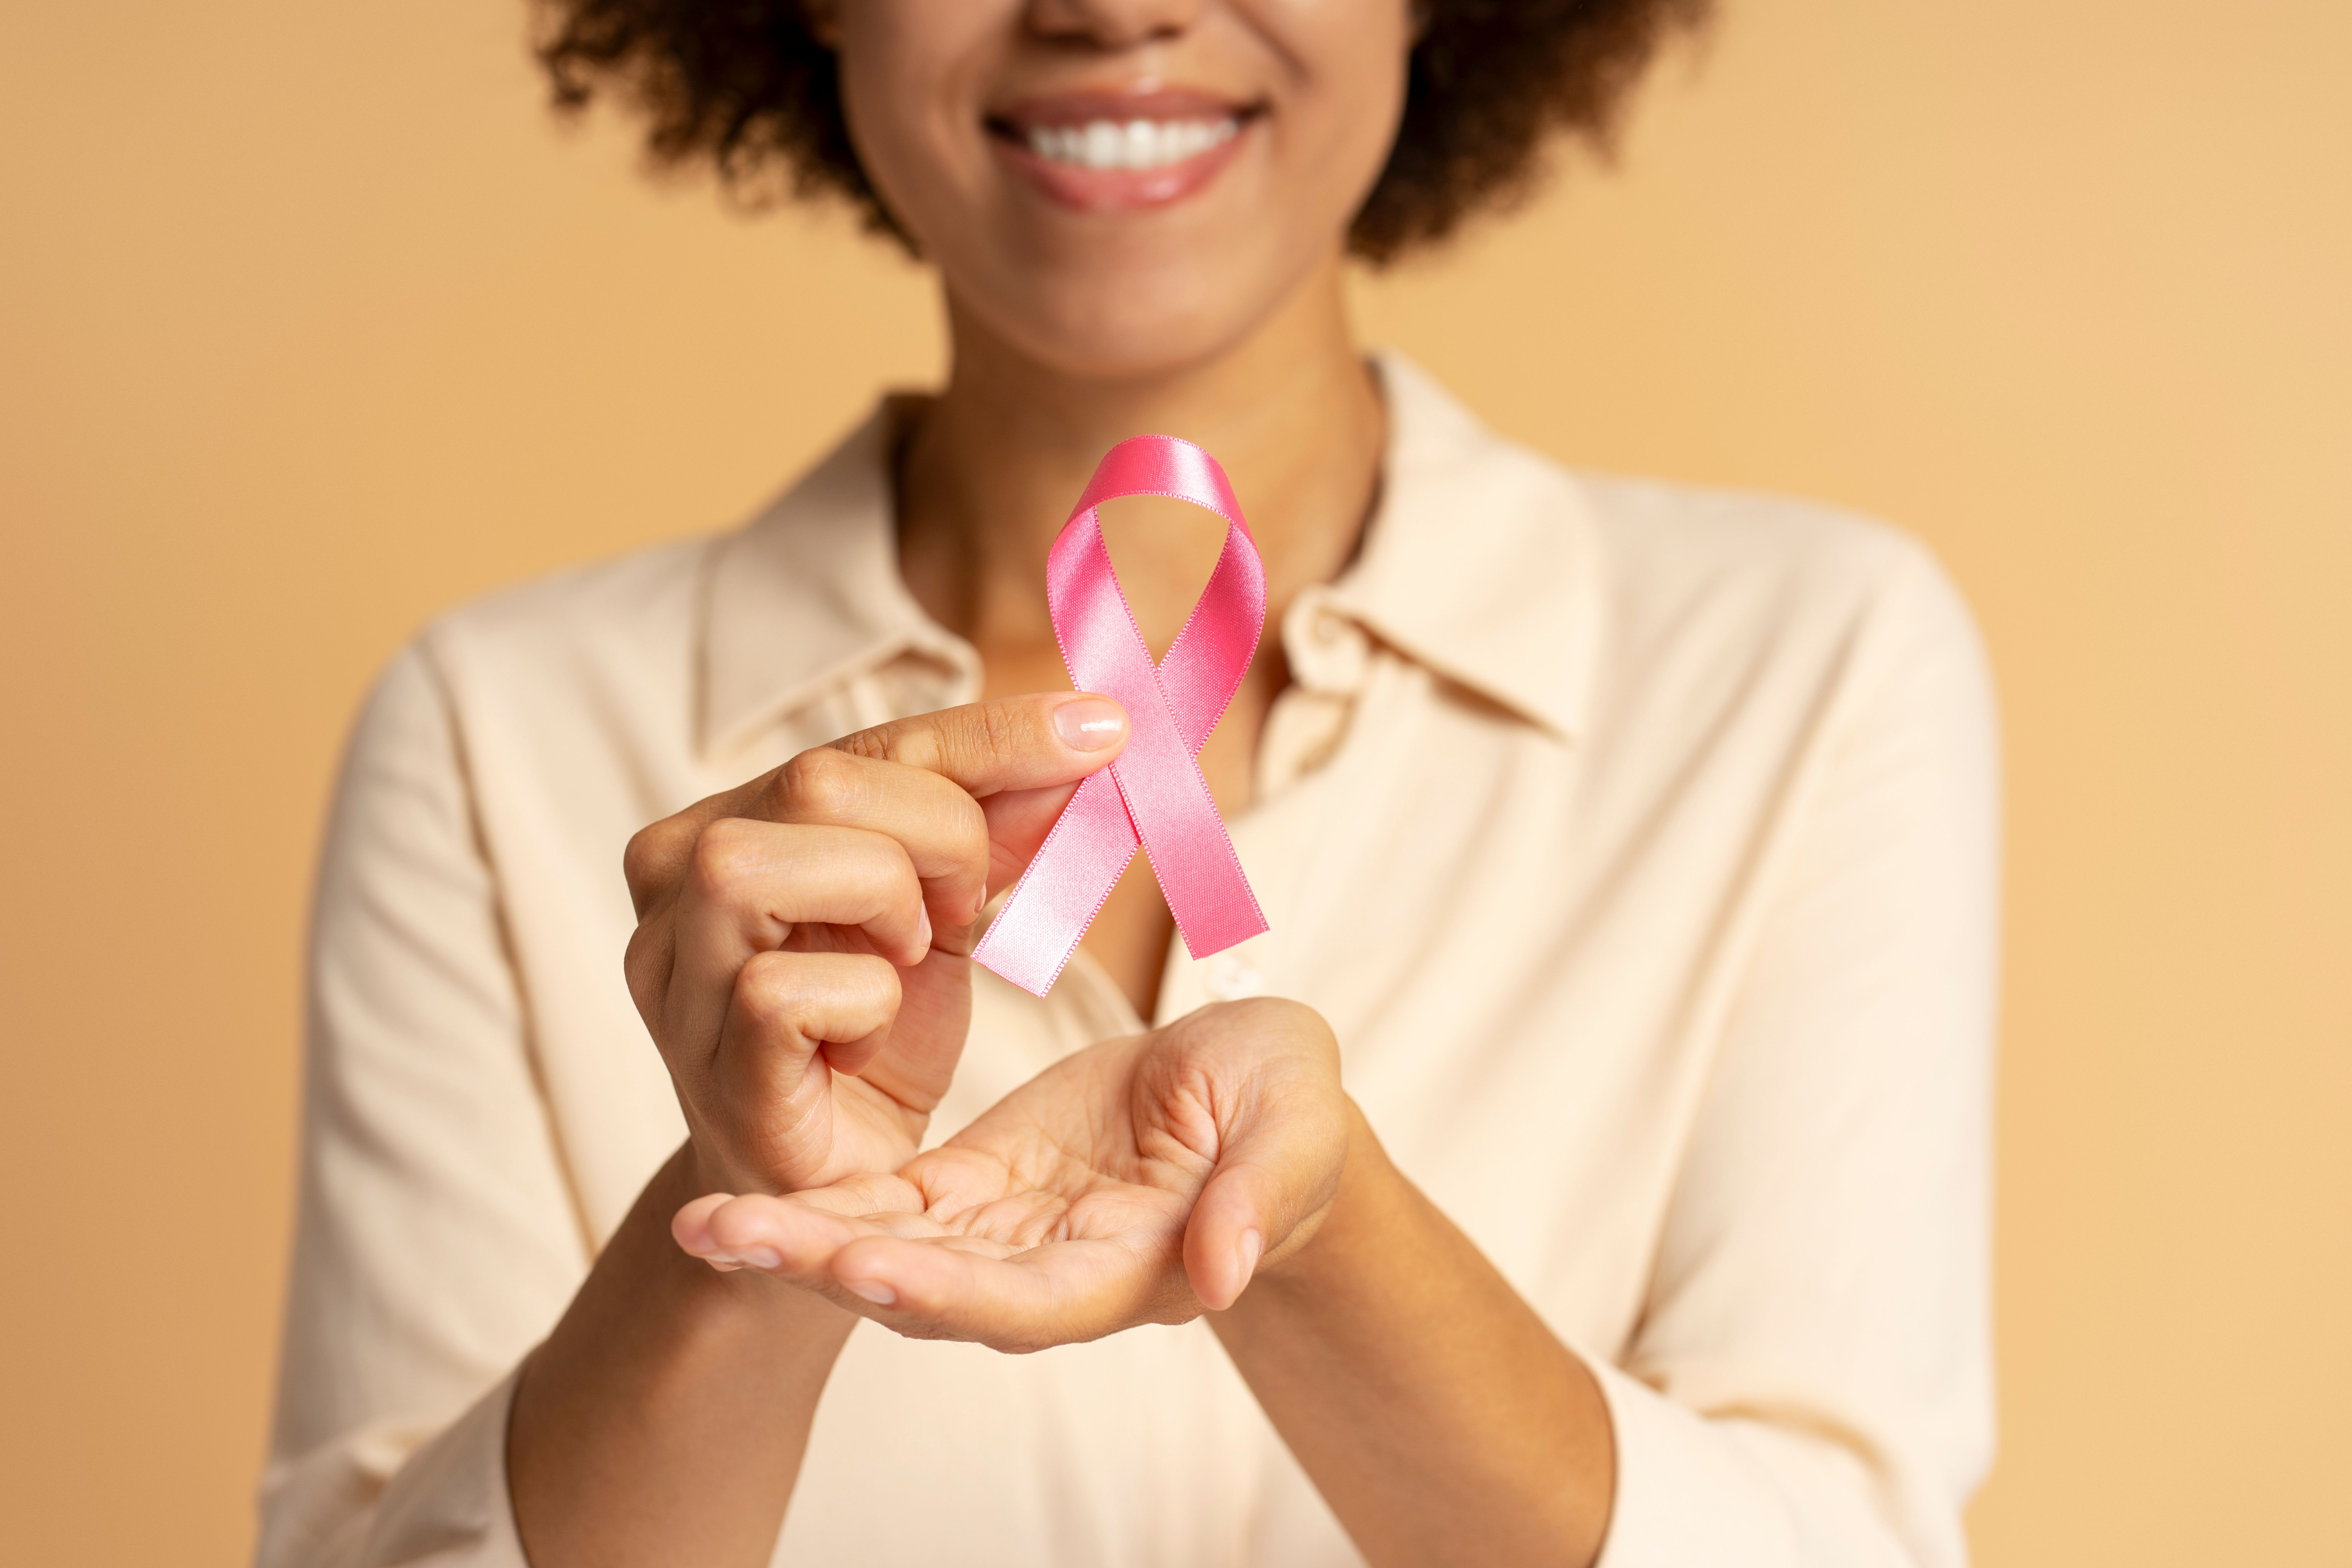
top-left (1202, 949), bottom-right (1268, 1002)
top-left (1287, 589), bottom-right (1371, 695)
top-left (1254, 589), bottom-right (1371, 798)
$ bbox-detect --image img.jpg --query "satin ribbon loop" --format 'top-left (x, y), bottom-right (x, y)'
top-left (970, 436), bottom-right (1270, 997)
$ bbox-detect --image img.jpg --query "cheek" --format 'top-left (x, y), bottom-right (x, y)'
top-left (1256, 0), bottom-right (1415, 203)
top-left (831, 2), bottom-right (1012, 247)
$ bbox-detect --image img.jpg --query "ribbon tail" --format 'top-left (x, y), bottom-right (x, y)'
top-left (969, 769), bottom-right (1141, 996)
top-left (1107, 751), bottom-right (1270, 962)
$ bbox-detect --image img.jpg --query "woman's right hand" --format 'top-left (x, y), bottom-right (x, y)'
top-left (619, 693), bottom-right (1130, 1199)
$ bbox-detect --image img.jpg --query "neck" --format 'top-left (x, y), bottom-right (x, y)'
top-left (896, 251), bottom-right (1385, 657)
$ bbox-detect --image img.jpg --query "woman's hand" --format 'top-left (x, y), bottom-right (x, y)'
top-left (671, 997), bottom-right (1352, 1348)
top-left (619, 693), bottom-right (1129, 1197)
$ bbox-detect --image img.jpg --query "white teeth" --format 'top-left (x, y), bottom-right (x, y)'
top-left (1024, 117), bottom-right (1239, 171)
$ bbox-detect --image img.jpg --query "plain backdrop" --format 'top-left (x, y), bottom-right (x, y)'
top-left (3, 2), bottom-right (2346, 1563)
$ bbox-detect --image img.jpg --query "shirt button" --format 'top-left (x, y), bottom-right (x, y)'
top-left (1204, 957), bottom-right (1266, 1002)
top-left (1293, 610), bottom-right (1368, 694)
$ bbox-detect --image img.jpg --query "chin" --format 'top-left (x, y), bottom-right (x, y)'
top-left (950, 228), bottom-right (1323, 386)
top-left (1018, 290), bottom-right (1241, 384)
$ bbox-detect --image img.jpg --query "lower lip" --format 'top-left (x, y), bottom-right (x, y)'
top-left (992, 122), bottom-right (1251, 213)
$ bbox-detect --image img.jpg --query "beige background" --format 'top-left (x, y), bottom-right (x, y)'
top-left (3, 0), bottom-right (2346, 1563)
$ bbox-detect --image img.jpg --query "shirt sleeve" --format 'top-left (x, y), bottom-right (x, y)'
top-left (257, 644), bottom-right (583, 1567)
top-left (1595, 544), bottom-right (2001, 1568)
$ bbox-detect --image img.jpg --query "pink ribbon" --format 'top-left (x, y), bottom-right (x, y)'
top-left (971, 436), bottom-right (1270, 997)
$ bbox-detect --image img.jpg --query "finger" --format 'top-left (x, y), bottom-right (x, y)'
top-left (722, 947), bottom-right (899, 1086)
top-left (1184, 1103), bottom-right (1351, 1312)
top-left (758, 746), bottom-right (996, 932)
top-left (830, 693), bottom-right (1127, 802)
top-left (671, 1192), bottom-right (738, 1264)
top-left (676, 1184), bottom-right (933, 1303)
top-left (685, 1193), bottom-right (862, 1276)
top-left (622, 695), bottom-right (1124, 928)
top-left (695, 1174), bottom-right (931, 1240)
top-left (686, 950), bottom-right (902, 1193)
top-left (623, 777), bottom-right (791, 920)
top-left (664, 822), bottom-right (925, 1059)
top-left (822, 1233), bottom-right (1174, 1351)
top-left (1185, 1162), bottom-right (1282, 1312)
top-left (1166, 999), bottom-right (1352, 1310)
top-left (830, 693), bottom-right (1129, 914)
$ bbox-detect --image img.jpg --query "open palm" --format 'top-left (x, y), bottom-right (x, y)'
top-left (674, 997), bottom-right (1351, 1349)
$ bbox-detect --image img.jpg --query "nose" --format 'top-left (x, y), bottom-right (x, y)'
top-left (1024, 0), bottom-right (1206, 51)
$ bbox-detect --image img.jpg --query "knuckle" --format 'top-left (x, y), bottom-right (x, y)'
top-left (778, 746), bottom-right (861, 820)
top-left (621, 815), bottom-right (693, 906)
top-left (685, 819), bottom-right (762, 903)
top-left (621, 926), bottom-right (668, 1022)
top-left (731, 950), bottom-right (801, 1029)
top-left (876, 835), bottom-right (924, 895)
top-left (735, 950), bottom-right (900, 1031)
top-left (847, 951), bottom-right (904, 1013)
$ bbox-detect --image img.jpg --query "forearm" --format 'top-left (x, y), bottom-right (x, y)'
top-left (509, 1141), bottom-right (857, 1567)
top-left (1212, 1104), bottom-right (1616, 1568)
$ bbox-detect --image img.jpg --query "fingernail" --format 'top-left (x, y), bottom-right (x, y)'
top-left (845, 1279), bottom-right (897, 1306)
top-left (1054, 698), bottom-right (1126, 751)
top-left (916, 902), bottom-right (932, 953)
top-left (741, 1245), bottom-right (782, 1270)
top-left (1235, 1229), bottom-right (1263, 1290)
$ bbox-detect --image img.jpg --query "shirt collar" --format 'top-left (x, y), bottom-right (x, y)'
top-left (1319, 352), bottom-right (1602, 739)
top-left (699, 353), bottom-right (1600, 757)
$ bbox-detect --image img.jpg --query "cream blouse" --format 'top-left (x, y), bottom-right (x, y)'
top-left (259, 355), bottom-right (1997, 1568)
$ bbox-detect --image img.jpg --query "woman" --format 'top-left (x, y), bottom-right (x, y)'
top-left (260, 2), bottom-right (1998, 1565)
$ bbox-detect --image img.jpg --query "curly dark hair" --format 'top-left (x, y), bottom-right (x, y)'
top-left (534, 0), bottom-right (1711, 264)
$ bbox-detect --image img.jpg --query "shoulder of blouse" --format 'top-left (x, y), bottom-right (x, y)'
top-left (1565, 467), bottom-right (1987, 700)
top-left (408, 533), bottom-right (712, 691)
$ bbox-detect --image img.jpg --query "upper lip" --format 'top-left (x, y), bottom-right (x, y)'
top-left (987, 86), bottom-right (1259, 137)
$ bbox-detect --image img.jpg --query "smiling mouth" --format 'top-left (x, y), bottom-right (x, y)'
top-left (984, 89), bottom-right (1262, 210)
top-left (1013, 115), bottom-right (1242, 172)
top-left (978, 85), bottom-right (1270, 202)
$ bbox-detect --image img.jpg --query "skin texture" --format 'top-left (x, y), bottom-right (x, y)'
top-left (677, 998), bottom-right (1352, 1336)
top-left (508, 3), bottom-right (1618, 1565)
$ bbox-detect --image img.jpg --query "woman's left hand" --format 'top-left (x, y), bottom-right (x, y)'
top-left (670, 997), bottom-right (1351, 1348)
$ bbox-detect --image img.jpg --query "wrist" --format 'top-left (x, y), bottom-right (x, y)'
top-left (684, 1138), bottom-right (760, 1202)
top-left (513, 1142), bottom-right (859, 1568)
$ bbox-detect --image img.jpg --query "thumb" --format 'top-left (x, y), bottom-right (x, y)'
top-left (833, 693), bottom-right (1128, 799)
top-left (837, 692), bottom-right (1130, 894)
top-left (1183, 1091), bottom-right (1352, 1312)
